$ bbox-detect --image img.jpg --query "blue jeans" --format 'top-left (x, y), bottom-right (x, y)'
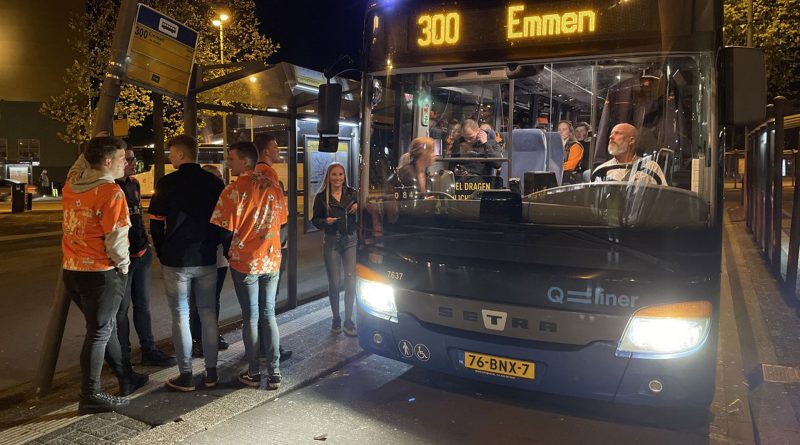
top-left (323, 233), bottom-right (357, 325)
top-left (125, 247), bottom-right (157, 352)
top-left (231, 269), bottom-right (280, 375)
top-left (163, 265), bottom-right (218, 373)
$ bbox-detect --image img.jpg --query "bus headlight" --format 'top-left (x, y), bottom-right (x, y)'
top-left (617, 301), bottom-right (712, 357)
top-left (356, 264), bottom-right (397, 322)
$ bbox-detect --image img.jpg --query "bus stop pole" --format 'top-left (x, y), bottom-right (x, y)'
top-left (37, 0), bottom-right (138, 397)
top-left (36, 271), bottom-right (69, 397)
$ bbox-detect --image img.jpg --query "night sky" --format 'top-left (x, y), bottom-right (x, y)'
top-left (257, 0), bottom-right (370, 74)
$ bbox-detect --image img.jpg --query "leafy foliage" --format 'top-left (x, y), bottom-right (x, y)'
top-left (40, 0), bottom-right (278, 144)
top-left (724, 0), bottom-right (800, 100)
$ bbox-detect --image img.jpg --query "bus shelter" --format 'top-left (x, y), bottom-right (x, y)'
top-left (187, 62), bottom-right (361, 310)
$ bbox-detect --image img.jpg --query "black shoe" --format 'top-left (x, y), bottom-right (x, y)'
top-left (204, 368), bottom-right (218, 388)
top-left (267, 371), bottom-right (282, 390)
top-left (331, 319), bottom-right (342, 334)
top-left (238, 371), bottom-right (261, 388)
top-left (218, 335), bottom-right (229, 351)
top-left (78, 392), bottom-right (130, 415)
top-left (279, 347), bottom-right (293, 362)
top-left (191, 340), bottom-right (204, 358)
top-left (141, 349), bottom-right (176, 367)
top-left (119, 371), bottom-right (149, 397)
top-left (165, 372), bottom-right (195, 392)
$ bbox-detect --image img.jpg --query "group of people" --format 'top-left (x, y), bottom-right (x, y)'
top-left (62, 133), bottom-right (359, 415)
top-left (393, 118), bottom-right (665, 197)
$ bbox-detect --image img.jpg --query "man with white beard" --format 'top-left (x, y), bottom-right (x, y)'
top-left (592, 123), bottom-right (667, 185)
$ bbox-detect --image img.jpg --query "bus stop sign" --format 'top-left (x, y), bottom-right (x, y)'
top-left (126, 4), bottom-right (198, 99)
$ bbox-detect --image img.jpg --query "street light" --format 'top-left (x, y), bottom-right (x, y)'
top-left (212, 12), bottom-right (229, 63)
top-left (213, 12), bottom-right (231, 181)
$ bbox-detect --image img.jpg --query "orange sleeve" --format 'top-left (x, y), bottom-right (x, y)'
top-left (101, 188), bottom-right (130, 235)
top-left (563, 143), bottom-right (583, 171)
top-left (210, 185), bottom-right (236, 231)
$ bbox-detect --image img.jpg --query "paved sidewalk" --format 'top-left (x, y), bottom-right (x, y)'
top-left (0, 297), bottom-right (363, 445)
top-left (723, 189), bottom-right (800, 444)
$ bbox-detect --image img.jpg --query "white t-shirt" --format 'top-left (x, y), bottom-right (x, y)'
top-left (594, 156), bottom-right (668, 186)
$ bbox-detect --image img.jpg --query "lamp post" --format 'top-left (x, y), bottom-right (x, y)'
top-left (213, 13), bottom-right (230, 181)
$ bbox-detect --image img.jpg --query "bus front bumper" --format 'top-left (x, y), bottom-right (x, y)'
top-left (357, 311), bottom-right (716, 408)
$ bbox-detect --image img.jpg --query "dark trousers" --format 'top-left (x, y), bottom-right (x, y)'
top-left (323, 233), bottom-right (357, 324)
top-left (190, 266), bottom-right (227, 340)
top-left (64, 269), bottom-right (126, 396)
top-left (125, 247), bottom-right (157, 353)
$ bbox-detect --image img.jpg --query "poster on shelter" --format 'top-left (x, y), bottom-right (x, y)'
top-left (304, 135), bottom-right (350, 231)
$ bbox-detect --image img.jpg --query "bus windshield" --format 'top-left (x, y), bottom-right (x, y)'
top-left (363, 55), bottom-right (713, 232)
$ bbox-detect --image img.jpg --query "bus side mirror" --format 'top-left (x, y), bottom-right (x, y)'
top-left (318, 83), bottom-right (342, 152)
top-left (720, 47), bottom-right (766, 126)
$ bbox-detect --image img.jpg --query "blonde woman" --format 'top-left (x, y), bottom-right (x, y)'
top-left (311, 163), bottom-right (359, 336)
top-left (397, 137), bottom-right (436, 195)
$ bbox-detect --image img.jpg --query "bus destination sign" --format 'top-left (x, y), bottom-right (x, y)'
top-left (369, 0), bottom-right (665, 70)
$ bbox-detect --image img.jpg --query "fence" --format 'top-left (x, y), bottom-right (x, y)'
top-left (745, 96), bottom-right (800, 296)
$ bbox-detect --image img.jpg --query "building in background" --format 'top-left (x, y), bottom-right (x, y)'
top-left (0, 0), bottom-right (84, 188)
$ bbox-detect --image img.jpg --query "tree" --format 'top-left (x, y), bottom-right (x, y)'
top-left (40, 0), bottom-right (279, 144)
top-left (724, 0), bottom-right (800, 101)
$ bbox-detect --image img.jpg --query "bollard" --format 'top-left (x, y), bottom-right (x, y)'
top-left (36, 269), bottom-right (70, 397)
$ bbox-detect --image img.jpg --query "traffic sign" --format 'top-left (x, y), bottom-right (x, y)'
top-left (126, 4), bottom-right (198, 98)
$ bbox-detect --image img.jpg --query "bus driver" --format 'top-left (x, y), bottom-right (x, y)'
top-left (592, 123), bottom-right (667, 186)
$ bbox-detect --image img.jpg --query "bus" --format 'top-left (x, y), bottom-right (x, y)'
top-left (348, 0), bottom-right (765, 409)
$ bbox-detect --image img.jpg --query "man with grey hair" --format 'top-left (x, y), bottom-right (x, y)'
top-left (592, 123), bottom-right (667, 185)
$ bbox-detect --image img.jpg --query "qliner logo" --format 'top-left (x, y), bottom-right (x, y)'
top-left (159, 18), bottom-right (179, 38)
top-left (481, 310), bottom-right (508, 331)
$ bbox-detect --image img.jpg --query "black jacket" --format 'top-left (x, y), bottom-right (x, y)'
top-left (148, 163), bottom-right (225, 267)
top-left (449, 137), bottom-right (503, 177)
top-left (311, 186), bottom-right (358, 236)
top-left (116, 176), bottom-right (149, 254)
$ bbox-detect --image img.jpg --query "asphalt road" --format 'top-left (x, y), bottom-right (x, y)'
top-left (187, 355), bottom-right (713, 445)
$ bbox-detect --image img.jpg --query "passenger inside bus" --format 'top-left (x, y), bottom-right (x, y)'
top-left (448, 119), bottom-right (503, 178)
top-left (558, 120), bottom-right (584, 184)
top-left (396, 137), bottom-right (436, 196)
top-left (591, 123), bottom-right (667, 186)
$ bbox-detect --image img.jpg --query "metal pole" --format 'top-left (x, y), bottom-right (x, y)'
top-left (764, 104), bottom-right (775, 254)
top-left (747, 0), bottom-right (753, 48)
top-left (93, 0), bottom-right (138, 135)
top-left (153, 93), bottom-right (165, 183)
top-left (184, 65), bottom-right (199, 138)
top-left (38, 0), bottom-right (138, 398)
top-left (35, 272), bottom-right (69, 397)
top-left (219, 24), bottom-right (229, 182)
top-left (773, 97), bottom-right (786, 277)
top-left (287, 107), bottom-right (298, 308)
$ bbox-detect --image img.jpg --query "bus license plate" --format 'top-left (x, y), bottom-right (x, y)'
top-left (463, 351), bottom-right (535, 380)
